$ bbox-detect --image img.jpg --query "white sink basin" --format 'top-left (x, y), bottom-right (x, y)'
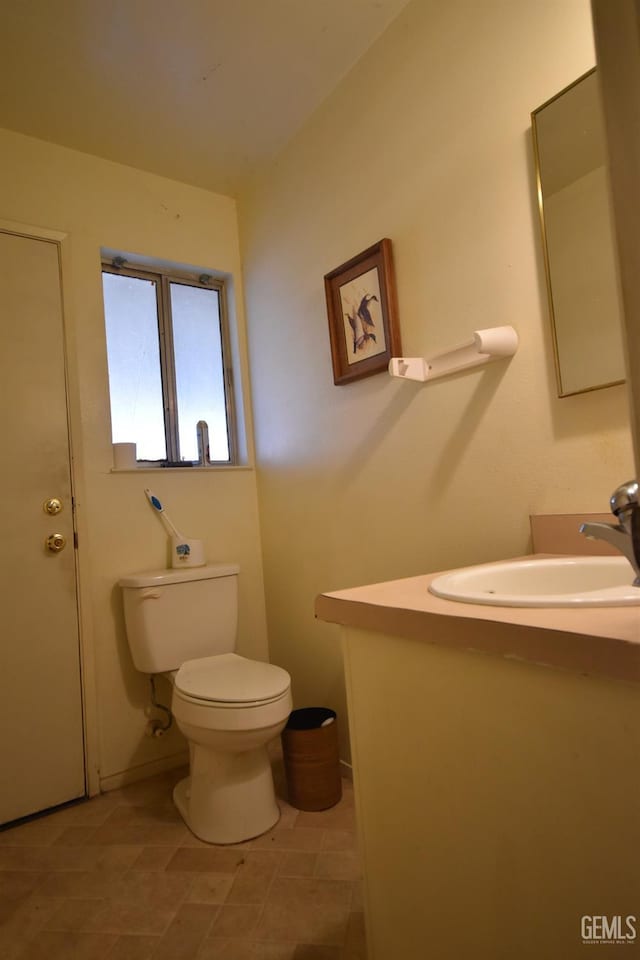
top-left (429, 555), bottom-right (640, 607)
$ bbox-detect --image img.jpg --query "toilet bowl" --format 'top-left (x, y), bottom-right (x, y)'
top-left (169, 653), bottom-right (292, 843)
top-left (119, 565), bottom-right (292, 844)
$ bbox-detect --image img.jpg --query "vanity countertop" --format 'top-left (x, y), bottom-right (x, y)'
top-left (315, 556), bottom-right (640, 684)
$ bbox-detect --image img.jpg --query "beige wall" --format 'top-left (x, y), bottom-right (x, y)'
top-left (592, 0), bottom-right (640, 472)
top-left (0, 127), bottom-right (268, 786)
top-left (239, 0), bottom-right (634, 756)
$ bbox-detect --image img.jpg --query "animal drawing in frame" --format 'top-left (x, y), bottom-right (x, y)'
top-left (324, 238), bottom-right (401, 385)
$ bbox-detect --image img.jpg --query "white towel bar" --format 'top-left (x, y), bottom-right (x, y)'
top-left (388, 325), bottom-right (518, 383)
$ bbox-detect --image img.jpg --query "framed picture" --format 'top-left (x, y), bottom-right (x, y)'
top-left (324, 238), bottom-right (401, 385)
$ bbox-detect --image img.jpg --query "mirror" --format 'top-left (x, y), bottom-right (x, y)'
top-left (532, 69), bottom-right (626, 397)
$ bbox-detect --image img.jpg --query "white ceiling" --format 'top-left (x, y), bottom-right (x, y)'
top-left (0, 0), bottom-right (411, 196)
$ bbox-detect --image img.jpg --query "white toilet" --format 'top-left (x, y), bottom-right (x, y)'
top-left (119, 563), bottom-right (292, 844)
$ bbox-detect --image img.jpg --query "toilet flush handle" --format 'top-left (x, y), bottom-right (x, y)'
top-left (140, 590), bottom-right (161, 600)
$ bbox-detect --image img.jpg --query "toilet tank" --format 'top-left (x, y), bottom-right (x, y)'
top-left (119, 563), bottom-right (240, 673)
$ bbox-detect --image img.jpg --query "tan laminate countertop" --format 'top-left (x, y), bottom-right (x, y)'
top-left (315, 557), bottom-right (640, 684)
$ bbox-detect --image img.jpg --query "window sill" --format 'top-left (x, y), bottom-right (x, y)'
top-left (110, 465), bottom-right (255, 474)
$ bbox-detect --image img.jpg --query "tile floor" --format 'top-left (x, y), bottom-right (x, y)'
top-left (0, 761), bottom-right (366, 960)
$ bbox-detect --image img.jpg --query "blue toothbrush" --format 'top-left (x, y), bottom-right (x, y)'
top-left (144, 488), bottom-right (185, 540)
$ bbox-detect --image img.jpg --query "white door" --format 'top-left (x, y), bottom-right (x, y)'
top-left (0, 230), bottom-right (85, 823)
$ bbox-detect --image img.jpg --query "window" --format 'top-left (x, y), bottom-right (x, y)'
top-left (102, 259), bottom-right (236, 465)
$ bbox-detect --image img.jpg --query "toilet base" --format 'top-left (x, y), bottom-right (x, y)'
top-left (173, 742), bottom-right (281, 844)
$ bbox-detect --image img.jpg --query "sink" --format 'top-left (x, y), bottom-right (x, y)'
top-left (428, 555), bottom-right (640, 607)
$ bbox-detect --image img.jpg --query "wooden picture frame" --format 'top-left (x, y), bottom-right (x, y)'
top-left (324, 238), bottom-right (401, 385)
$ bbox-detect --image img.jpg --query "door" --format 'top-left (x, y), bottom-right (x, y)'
top-left (0, 229), bottom-right (85, 823)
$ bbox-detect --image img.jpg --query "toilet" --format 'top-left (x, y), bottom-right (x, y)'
top-left (119, 563), bottom-right (292, 844)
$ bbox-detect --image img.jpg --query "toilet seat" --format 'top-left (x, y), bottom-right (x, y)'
top-left (174, 652), bottom-right (290, 707)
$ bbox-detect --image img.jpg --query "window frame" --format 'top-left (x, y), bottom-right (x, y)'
top-left (102, 259), bottom-right (237, 466)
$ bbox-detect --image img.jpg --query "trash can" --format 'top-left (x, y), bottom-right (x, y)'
top-left (281, 707), bottom-right (342, 811)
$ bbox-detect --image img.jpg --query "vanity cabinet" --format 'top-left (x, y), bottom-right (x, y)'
top-left (317, 568), bottom-right (640, 959)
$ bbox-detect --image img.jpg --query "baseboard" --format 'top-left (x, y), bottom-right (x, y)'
top-left (99, 749), bottom-right (350, 793)
top-left (99, 751), bottom-right (189, 793)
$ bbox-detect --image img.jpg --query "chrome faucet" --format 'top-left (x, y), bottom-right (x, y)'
top-left (580, 480), bottom-right (640, 585)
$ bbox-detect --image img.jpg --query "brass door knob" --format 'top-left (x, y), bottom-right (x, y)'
top-left (46, 533), bottom-right (66, 552)
top-left (43, 498), bottom-right (63, 516)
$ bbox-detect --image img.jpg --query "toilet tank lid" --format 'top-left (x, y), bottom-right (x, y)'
top-left (119, 563), bottom-right (239, 588)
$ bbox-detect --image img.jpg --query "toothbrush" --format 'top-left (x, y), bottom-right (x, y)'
top-left (144, 489), bottom-right (185, 540)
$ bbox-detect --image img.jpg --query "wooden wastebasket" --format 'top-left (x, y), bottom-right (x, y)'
top-left (281, 707), bottom-right (342, 811)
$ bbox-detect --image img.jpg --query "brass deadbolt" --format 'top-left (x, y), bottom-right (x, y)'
top-left (43, 498), bottom-right (63, 516)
